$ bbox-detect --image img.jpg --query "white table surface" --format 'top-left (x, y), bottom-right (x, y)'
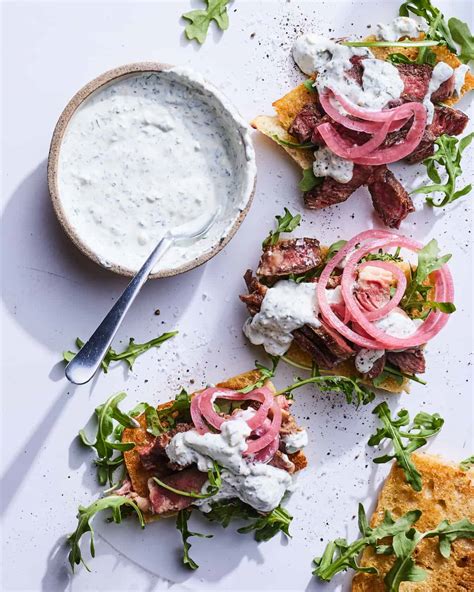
top-left (1, 1), bottom-right (473, 591)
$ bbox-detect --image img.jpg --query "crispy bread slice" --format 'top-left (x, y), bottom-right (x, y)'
top-left (352, 453), bottom-right (474, 591)
top-left (122, 370), bottom-right (308, 522)
top-left (252, 36), bottom-right (474, 170)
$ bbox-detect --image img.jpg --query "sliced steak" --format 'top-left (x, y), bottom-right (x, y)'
top-left (406, 106), bottom-right (469, 163)
top-left (386, 348), bottom-right (426, 374)
top-left (269, 450), bottom-right (296, 474)
top-left (138, 423), bottom-right (193, 472)
top-left (148, 469), bottom-right (208, 514)
top-left (304, 165), bottom-right (373, 209)
top-left (431, 74), bottom-right (455, 103)
top-left (239, 270), bottom-right (267, 315)
top-left (293, 321), bottom-right (355, 369)
top-left (397, 63), bottom-right (432, 102)
top-left (279, 408), bottom-right (299, 436)
top-left (257, 238), bottom-right (322, 278)
top-left (289, 102), bottom-right (325, 143)
top-left (366, 353), bottom-right (386, 379)
top-left (367, 166), bottom-right (414, 228)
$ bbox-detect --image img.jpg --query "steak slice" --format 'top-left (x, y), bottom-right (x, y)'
top-left (148, 468), bottom-right (208, 514)
top-left (268, 450), bottom-right (296, 474)
top-left (366, 354), bottom-right (386, 379)
top-left (431, 74), bottom-right (455, 103)
top-left (304, 165), bottom-right (373, 209)
top-left (239, 270), bottom-right (267, 315)
top-left (257, 238), bottom-right (322, 278)
top-left (406, 106), bottom-right (469, 163)
top-left (138, 423), bottom-right (193, 473)
top-left (386, 347), bottom-right (426, 374)
top-left (289, 102), bottom-right (325, 143)
top-left (367, 166), bottom-right (414, 228)
top-left (293, 321), bottom-right (355, 369)
top-left (397, 63), bottom-right (432, 102)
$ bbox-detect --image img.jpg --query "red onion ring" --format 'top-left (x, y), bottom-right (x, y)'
top-left (355, 260), bottom-right (407, 321)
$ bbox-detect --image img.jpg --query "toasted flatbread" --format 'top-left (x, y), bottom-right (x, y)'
top-left (252, 36), bottom-right (474, 170)
top-left (122, 369), bottom-right (308, 522)
top-left (352, 453), bottom-right (474, 591)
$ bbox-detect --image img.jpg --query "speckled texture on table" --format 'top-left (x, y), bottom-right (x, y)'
top-left (1, 1), bottom-right (472, 591)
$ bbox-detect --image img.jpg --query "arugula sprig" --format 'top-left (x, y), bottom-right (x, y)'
top-left (399, 0), bottom-right (474, 63)
top-left (368, 402), bottom-right (444, 491)
top-left (413, 133), bottom-right (474, 207)
top-left (400, 239), bottom-right (454, 317)
top-left (288, 239), bottom-right (346, 283)
top-left (79, 392), bottom-right (141, 486)
top-left (313, 503), bottom-right (474, 591)
top-left (275, 373), bottom-right (375, 407)
top-left (182, 0), bottom-right (230, 44)
top-left (63, 331), bottom-right (177, 373)
top-left (153, 461), bottom-right (222, 499)
top-left (176, 509), bottom-right (213, 570)
top-left (299, 168), bottom-right (323, 192)
top-left (262, 208), bottom-right (302, 248)
top-left (270, 133), bottom-right (317, 150)
top-left (460, 455), bottom-right (474, 471)
top-left (205, 500), bottom-right (293, 541)
top-left (68, 496), bottom-right (145, 572)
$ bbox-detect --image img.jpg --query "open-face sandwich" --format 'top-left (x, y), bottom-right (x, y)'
top-left (252, 1), bottom-right (474, 228)
top-left (312, 452), bottom-right (474, 591)
top-left (240, 225), bottom-right (454, 393)
top-left (68, 369), bottom-right (308, 570)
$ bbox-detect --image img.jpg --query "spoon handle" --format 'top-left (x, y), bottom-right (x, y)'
top-left (65, 234), bottom-right (173, 385)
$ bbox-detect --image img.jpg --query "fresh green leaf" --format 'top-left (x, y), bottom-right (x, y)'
top-left (387, 51), bottom-right (436, 65)
top-left (413, 134), bottom-right (474, 207)
top-left (153, 461), bottom-right (222, 499)
top-left (326, 239), bottom-right (347, 261)
top-left (237, 505), bottom-right (293, 541)
top-left (262, 208), bottom-right (302, 247)
top-left (63, 331), bottom-right (177, 373)
top-left (275, 374), bottom-right (375, 407)
top-left (158, 388), bottom-right (192, 427)
top-left (182, 0), bottom-right (230, 44)
top-left (460, 455), bottom-right (474, 471)
top-left (67, 496), bottom-right (144, 572)
top-left (303, 78), bottom-right (316, 91)
top-left (144, 404), bottom-right (164, 436)
top-left (369, 402), bottom-right (444, 491)
top-left (424, 518), bottom-right (474, 558)
top-left (270, 133), bottom-right (317, 150)
top-left (176, 508), bottom-right (212, 570)
top-left (204, 499), bottom-right (258, 527)
top-left (398, 0), bottom-right (457, 54)
top-left (238, 356), bottom-right (280, 393)
top-left (448, 17), bottom-right (474, 63)
top-left (79, 392), bottom-right (140, 486)
top-left (375, 364), bottom-right (427, 386)
top-left (299, 168), bottom-right (323, 192)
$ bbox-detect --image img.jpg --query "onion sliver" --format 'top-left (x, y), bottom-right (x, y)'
top-left (245, 399), bottom-right (282, 455)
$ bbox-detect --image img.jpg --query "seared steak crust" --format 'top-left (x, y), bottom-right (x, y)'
top-left (304, 165), bottom-right (374, 209)
top-left (257, 238), bottom-right (322, 278)
top-left (387, 348), bottom-right (426, 374)
top-left (367, 166), bottom-right (415, 229)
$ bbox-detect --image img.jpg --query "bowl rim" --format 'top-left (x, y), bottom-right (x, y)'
top-left (47, 62), bottom-right (256, 279)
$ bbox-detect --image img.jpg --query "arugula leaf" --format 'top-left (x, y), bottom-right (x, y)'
top-left (288, 239), bottom-right (346, 283)
top-left (239, 356), bottom-right (280, 393)
top-left (79, 392), bottom-right (140, 486)
top-left (413, 134), bottom-right (474, 207)
top-left (275, 374), bottom-right (375, 407)
top-left (374, 363), bottom-right (427, 386)
top-left (67, 496), bottom-right (144, 572)
top-left (204, 500), bottom-right (293, 542)
top-left (182, 0), bottom-right (230, 44)
top-left (460, 455), bottom-right (474, 471)
top-left (313, 504), bottom-right (474, 590)
top-left (303, 78), bottom-right (316, 91)
top-left (153, 461), bottom-right (222, 499)
top-left (398, 0), bottom-right (456, 53)
top-left (299, 168), bottom-right (322, 192)
top-left (237, 505), bottom-right (293, 541)
top-left (270, 133), bottom-right (317, 149)
top-left (157, 388), bottom-right (192, 427)
top-left (144, 403), bottom-right (165, 436)
top-left (176, 508), bottom-right (212, 570)
top-left (326, 239), bottom-right (347, 261)
top-left (387, 51), bottom-right (436, 65)
top-left (262, 208), bottom-right (302, 247)
top-left (400, 239), bottom-right (453, 316)
top-left (449, 17), bottom-right (474, 63)
top-left (313, 504), bottom-right (421, 581)
top-left (369, 402), bottom-right (444, 491)
top-left (63, 331), bottom-right (177, 373)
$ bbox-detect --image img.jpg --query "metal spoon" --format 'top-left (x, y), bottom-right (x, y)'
top-left (65, 210), bottom-right (219, 385)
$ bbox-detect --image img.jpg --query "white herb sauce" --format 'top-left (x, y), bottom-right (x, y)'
top-left (283, 429), bottom-right (309, 454)
top-left (423, 61), bottom-right (454, 123)
top-left (375, 308), bottom-right (421, 338)
top-left (313, 146), bottom-right (354, 184)
top-left (166, 417), bottom-right (294, 513)
top-left (355, 349), bottom-right (385, 374)
top-left (57, 68), bottom-right (255, 274)
top-left (292, 34), bottom-right (404, 111)
top-left (243, 280), bottom-right (320, 356)
top-left (376, 17), bottom-right (419, 42)
top-left (453, 64), bottom-right (469, 97)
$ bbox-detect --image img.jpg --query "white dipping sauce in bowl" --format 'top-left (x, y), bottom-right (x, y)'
top-left (50, 65), bottom-right (256, 277)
